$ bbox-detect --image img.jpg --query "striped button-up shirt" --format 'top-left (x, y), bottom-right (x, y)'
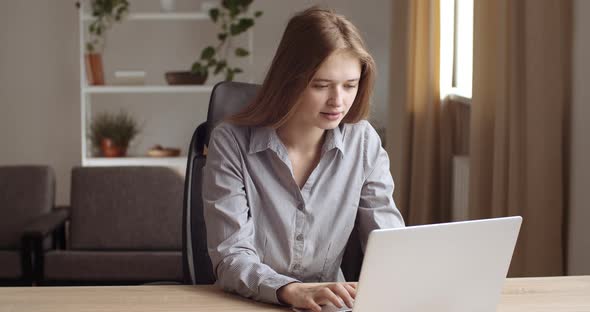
top-left (202, 120), bottom-right (405, 304)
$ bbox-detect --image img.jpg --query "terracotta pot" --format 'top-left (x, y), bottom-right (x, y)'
top-left (85, 53), bottom-right (105, 85)
top-left (100, 138), bottom-right (127, 157)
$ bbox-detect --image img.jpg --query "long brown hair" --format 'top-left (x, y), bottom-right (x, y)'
top-left (227, 7), bottom-right (376, 128)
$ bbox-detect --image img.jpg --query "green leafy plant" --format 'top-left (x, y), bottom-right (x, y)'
top-left (89, 110), bottom-right (139, 149)
top-left (78, 0), bottom-right (130, 53)
top-left (191, 0), bottom-right (262, 81)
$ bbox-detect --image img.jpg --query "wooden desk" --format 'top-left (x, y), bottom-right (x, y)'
top-left (0, 276), bottom-right (588, 311)
top-left (497, 276), bottom-right (590, 311)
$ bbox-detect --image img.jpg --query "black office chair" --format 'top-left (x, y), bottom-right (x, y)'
top-left (182, 81), bottom-right (364, 285)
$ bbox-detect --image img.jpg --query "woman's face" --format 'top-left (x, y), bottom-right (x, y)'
top-left (292, 50), bottom-right (362, 130)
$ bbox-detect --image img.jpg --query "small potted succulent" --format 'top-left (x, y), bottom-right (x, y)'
top-left (165, 0), bottom-right (262, 85)
top-left (88, 110), bottom-right (139, 157)
top-left (77, 0), bottom-right (130, 85)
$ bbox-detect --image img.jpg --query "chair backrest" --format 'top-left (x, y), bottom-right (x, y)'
top-left (0, 166), bottom-right (55, 249)
top-left (70, 166), bottom-right (183, 250)
top-left (182, 81), bottom-right (259, 284)
top-left (182, 81), bottom-right (364, 285)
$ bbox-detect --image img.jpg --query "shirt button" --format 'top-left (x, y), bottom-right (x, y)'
top-left (297, 203), bottom-right (305, 211)
top-left (293, 264), bottom-right (301, 270)
top-left (296, 234), bottom-right (304, 241)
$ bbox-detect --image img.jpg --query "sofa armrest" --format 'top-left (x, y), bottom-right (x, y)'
top-left (21, 206), bottom-right (69, 283)
top-left (22, 207), bottom-right (69, 239)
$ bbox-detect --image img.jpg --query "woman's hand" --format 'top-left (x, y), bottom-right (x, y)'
top-left (277, 282), bottom-right (357, 312)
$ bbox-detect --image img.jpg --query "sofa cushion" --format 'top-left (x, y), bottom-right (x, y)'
top-left (0, 250), bottom-right (22, 279)
top-left (69, 167), bottom-right (183, 250)
top-left (44, 250), bottom-right (182, 282)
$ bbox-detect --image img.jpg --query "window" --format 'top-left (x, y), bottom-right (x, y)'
top-left (440, 0), bottom-right (473, 100)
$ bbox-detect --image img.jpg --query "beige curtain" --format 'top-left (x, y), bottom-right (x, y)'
top-left (389, 0), bottom-right (571, 276)
top-left (388, 0), bottom-right (451, 225)
top-left (470, 0), bottom-right (571, 276)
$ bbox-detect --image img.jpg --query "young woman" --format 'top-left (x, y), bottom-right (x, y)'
top-left (202, 7), bottom-right (405, 312)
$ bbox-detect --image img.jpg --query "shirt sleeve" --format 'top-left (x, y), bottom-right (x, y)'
top-left (202, 125), bottom-right (299, 304)
top-left (357, 123), bottom-right (406, 252)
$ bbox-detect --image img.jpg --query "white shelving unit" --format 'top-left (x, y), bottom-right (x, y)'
top-left (84, 85), bottom-right (215, 94)
top-left (82, 12), bottom-right (209, 21)
top-left (78, 2), bottom-right (253, 171)
top-left (85, 156), bottom-right (189, 168)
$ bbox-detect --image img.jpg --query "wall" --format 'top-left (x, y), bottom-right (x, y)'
top-left (568, 0), bottom-right (590, 275)
top-left (0, 0), bottom-right (392, 205)
top-left (0, 1), bottom-right (80, 206)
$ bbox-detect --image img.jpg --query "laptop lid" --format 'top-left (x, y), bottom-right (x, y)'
top-left (352, 216), bottom-right (522, 312)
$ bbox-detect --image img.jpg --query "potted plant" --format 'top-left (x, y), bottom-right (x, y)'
top-left (165, 0), bottom-right (262, 85)
top-left (88, 110), bottom-right (139, 157)
top-left (77, 0), bottom-right (130, 85)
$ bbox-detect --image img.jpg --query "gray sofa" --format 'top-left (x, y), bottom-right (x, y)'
top-left (38, 166), bottom-right (184, 285)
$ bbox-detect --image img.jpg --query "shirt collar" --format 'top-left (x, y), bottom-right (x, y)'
top-left (248, 125), bottom-right (345, 156)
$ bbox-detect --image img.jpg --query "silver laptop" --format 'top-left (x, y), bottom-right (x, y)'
top-left (295, 216), bottom-right (522, 312)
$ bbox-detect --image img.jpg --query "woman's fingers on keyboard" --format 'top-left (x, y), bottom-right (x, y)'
top-left (317, 287), bottom-right (345, 308)
top-left (343, 283), bottom-right (357, 299)
top-left (327, 283), bottom-right (354, 308)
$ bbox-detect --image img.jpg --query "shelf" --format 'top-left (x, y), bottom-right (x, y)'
top-left (84, 85), bottom-right (214, 94)
top-left (84, 156), bottom-right (188, 168)
top-left (78, 1), bottom-right (252, 171)
top-left (82, 12), bottom-right (209, 21)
